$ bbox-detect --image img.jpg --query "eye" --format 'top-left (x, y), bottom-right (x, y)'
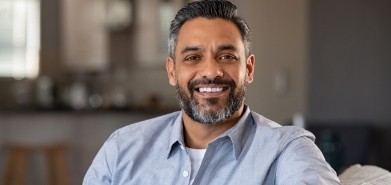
top-left (184, 55), bottom-right (201, 62)
top-left (219, 54), bottom-right (237, 62)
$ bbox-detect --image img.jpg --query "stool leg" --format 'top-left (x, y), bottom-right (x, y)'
top-left (46, 145), bottom-right (71, 185)
top-left (47, 149), bottom-right (56, 185)
top-left (3, 148), bottom-right (28, 185)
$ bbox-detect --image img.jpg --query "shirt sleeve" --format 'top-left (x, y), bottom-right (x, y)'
top-left (82, 138), bottom-right (118, 185)
top-left (275, 136), bottom-right (341, 185)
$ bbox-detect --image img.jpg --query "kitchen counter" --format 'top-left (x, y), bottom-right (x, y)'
top-left (0, 110), bottom-right (174, 184)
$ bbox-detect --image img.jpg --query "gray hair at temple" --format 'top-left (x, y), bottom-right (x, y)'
top-left (168, 0), bottom-right (252, 59)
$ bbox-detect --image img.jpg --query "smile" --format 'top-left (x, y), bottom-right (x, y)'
top-left (199, 87), bottom-right (223, 93)
top-left (189, 78), bottom-right (233, 94)
top-left (194, 86), bottom-right (229, 94)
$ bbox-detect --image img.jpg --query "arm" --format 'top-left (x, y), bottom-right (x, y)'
top-left (275, 136), bottom-right (341, 185)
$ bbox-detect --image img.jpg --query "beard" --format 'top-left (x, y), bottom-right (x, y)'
top-left (175, 77), bottom-right (247, 125)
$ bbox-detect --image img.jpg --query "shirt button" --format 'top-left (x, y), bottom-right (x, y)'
top-left (182, 170), bottom-right (189, 177)
top-left (180, 145), bottom-right (185, 150)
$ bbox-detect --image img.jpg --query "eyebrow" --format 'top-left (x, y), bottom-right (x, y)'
top-left (180, 46), bottom-right (202, 55)
top-left (180, 44), bottom-right (238, 55)
top-left (217, 44), bottom-right (238, 52)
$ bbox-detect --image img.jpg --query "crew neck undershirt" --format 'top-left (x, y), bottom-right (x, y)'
top-left (186, 147), bottom-right (207, 185)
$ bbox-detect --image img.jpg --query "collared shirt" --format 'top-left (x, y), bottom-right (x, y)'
top-left (83, 106), bottom-right (340, 185)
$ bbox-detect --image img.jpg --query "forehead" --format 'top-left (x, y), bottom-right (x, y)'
top-left (176, 17), bottom-right (244, 52)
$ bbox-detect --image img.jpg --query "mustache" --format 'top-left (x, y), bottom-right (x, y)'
top-left (188, 78), bottom-right (236, 91)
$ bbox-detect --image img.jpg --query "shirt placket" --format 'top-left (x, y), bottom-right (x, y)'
top-left (191, 139), bottom-right (223, 185)
top-left (179, 143), bottom-right (192, 185)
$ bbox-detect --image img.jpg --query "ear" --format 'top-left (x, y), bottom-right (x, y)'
top-left (246, 55), bottom-right (255, 84)
top-left (166, 56), bottom-right (177, 86)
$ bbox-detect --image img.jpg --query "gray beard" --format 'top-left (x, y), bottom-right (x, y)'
top-left (175, 78), bottom-right (247, 125)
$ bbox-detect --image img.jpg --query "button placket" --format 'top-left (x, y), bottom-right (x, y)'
top-left (180, 144), bottom-right (191, 183)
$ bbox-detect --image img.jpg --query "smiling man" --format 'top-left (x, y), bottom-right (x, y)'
top-left (83, 1), bottom-right (340, 185)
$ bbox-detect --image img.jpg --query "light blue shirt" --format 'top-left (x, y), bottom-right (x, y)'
top-left (83, 107), bottom-right (340, 185)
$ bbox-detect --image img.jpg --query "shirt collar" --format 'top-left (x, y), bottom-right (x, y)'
top-left (224, 106), bottom-right (253, 159)
top-left (167, 111), bottom-right (185, 159)
top-left (166, 106), bottom-right (254, 160)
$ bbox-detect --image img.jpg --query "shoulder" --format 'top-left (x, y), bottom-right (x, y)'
top-left (250, 111), bottom-right (314, 139)
top-left (83, 111), bottom-right (182, 183)
top-left (106, 111), bottom-right (180, 146)
top-left (250, 111), bottom-right (315, 151)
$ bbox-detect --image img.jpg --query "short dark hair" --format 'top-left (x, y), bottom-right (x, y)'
top-left (168, 0), bottom-right (252, 59)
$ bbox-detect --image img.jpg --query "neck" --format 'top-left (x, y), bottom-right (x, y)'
top-left (182, 106), bottom-right (244, 149)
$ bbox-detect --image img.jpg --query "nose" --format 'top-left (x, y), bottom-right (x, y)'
top-left (199, 58), bottom-right (223, 79)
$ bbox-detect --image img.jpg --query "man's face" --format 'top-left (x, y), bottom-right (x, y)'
top-left (166, 17), bottom-right (255, 124)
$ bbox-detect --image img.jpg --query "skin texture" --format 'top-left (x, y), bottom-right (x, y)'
top-left (166, 17), bottom-right (255, 149)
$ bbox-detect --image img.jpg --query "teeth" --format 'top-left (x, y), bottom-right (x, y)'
top-left (199, 87), bottom-right (223, 93)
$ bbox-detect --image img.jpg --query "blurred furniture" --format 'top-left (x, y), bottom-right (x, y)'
top-left (2, 143), bottom-right (71, 185)
top-left (0, 111), bottom-right (156, 184)
top-left (307, 123), bottom-right (391, 174)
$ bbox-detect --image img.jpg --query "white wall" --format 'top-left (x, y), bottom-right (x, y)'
top-left (243, 0), bottom-right (310, 124)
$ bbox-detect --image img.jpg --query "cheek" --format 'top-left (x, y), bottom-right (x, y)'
top-left (176, 69), bottom-right (193, 88)
top-left (232, 73), bottom-right (249, 92)
top-left (227, 67), bottom-right (246, 82)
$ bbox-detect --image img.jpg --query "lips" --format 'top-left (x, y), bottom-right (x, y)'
top-left (199, 87), bottom-right (223, 93)
top-left (194, 86), bottom-right (228, 93)
top-left (189, 78), bottom-right (234, 94)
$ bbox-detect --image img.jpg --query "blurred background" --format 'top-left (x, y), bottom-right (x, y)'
top-left (0, 0), bottom-right (390, 184)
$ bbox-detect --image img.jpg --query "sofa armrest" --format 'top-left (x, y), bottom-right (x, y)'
top-left (339, 164), bottom-right (391, 185)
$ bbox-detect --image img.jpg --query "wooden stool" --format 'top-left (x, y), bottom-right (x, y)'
top-left (2, 143), bottom-right (71, 185)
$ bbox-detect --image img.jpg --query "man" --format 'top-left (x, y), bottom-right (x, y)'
top-left (83, 0), bottom-right (340, 184)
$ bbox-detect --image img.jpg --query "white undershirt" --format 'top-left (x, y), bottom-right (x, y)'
top-left (186, 147), bottom-right (207, 185)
